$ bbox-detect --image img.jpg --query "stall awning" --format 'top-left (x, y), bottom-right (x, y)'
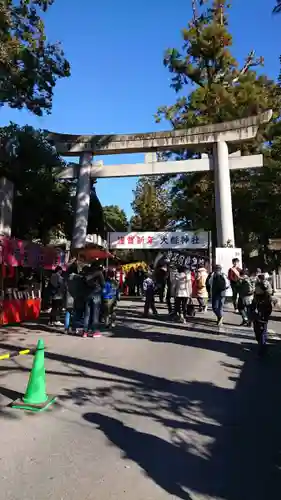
top-left (77, 248), bottom-right (113, 261)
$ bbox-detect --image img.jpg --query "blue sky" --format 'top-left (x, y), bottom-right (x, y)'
top-left (0, 0), bottom-right (279, 218)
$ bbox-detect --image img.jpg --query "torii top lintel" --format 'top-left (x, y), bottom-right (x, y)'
top-left (46, 110), bottom-right (272, 157)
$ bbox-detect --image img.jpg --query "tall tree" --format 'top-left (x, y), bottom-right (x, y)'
top-left (155, 0), bottom-right (281, 261)
top-left (0, 0), bottom-right (70, 115)
top-left (273, 1), bottom-right (281, 14)
top-left (130, 177), bottom-right (170, 231)
top-left (103, 205), bottom-right (128, 231)
top-left (0, 124), bottom-right (73, 243)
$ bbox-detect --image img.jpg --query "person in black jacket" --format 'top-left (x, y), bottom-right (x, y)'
top-left (83, 262), bottom-right (105, 337)
top-left (135, 266), bottom-right (145, 297)
top-left (64, 261), bottom-right (88, 333)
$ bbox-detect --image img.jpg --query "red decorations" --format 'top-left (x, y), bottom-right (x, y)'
top-left (0, 237), bottom-right (65, 269)
top-left (147, 235), bottom-right (153, 245)
top-left (0, 299), bottom-right (41, 326)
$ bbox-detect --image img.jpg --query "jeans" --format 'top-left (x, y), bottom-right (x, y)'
top-left (197, 297), bottom-right (207, 310)
top-left (50, 298), bottom-right (63, 323)
top-left (84, 293), bottom-right (101, 332)
top-left (175, 297), bottom-right (187, 317)
top-left (212, 295), bottom-right (225, 320)
top-left (158, 283), bottom-right (165, 303)
top-left (253, 319), bottom-right (268, 344)
top-left (64, 308), bottom-right (72, 330)
top-left (64, 308), bottom-right (81, 330)
top-left (238, 297), bottom-right (253, 323)
top-left (144, 292), bottom-right (157, 315)
top-left (103, 299), bottom-right (116, 326)
top-left (231, 282), bottom-right (239, 309)
top-left (166, 290), bottom-right (173, 314)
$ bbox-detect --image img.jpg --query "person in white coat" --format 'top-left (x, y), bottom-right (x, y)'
top-left (174, 265), bottom-right (192, 323)
top-left (196, 267), bottom-right (209, 312)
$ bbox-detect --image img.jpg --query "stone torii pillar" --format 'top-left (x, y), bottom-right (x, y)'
top-left (49, 110), bottom-right (272, 249)
top-left (213, 140), bottom-right (234, 246)
top-left (71, 152), bottom-right (92, 250)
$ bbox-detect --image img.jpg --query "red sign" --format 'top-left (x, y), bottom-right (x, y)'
top-left (0, 237), bottom-right (65, 269)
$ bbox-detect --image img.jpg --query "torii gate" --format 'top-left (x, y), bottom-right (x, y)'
top-left (48, 110), bottom-right (272, 250)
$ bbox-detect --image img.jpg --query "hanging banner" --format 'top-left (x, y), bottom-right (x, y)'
top-left (155, 250), bottom-right (210, 271)
top-left (0, 237), bottom-right (66, 269)
top-left (109, 231), bottom-right (209, 250)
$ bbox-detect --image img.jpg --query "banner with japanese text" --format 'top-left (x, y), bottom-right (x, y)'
top-left (109, 231), bottom-right (209, 250)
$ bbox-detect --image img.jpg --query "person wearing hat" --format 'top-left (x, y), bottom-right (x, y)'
top-left (208, 264), bottom-right (229, 326)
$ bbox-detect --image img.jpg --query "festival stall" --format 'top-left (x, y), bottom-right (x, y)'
top-left (0, 237), bottom-right (66, 325)
top-left (76, 247), bottom-right (113, 262)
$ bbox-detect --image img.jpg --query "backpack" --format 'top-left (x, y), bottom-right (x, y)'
top-left (212, 273), bottom-right (227, 293)
top-left (240, 277), bottom-right (254, 297)
top-left (255, 279), bottom-right (273, 298)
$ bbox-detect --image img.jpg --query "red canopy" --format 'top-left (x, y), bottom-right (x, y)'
top-left (0, 236), bottom-right (65, 269)
top-left (77, 248), bottom-right (113, 261)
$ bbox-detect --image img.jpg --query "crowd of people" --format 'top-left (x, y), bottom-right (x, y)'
top-left (44, 256), bottom-right (275, 353)
top-left (45, 261), bottom-right (119, 337)
top-left (141, 257), bottom-right (274, 355)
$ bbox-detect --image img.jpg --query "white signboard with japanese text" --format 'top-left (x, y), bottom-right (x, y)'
top-left (109, 231), bottom-right (209, 250)
top-left (215, 247), bottom-right (242, 297)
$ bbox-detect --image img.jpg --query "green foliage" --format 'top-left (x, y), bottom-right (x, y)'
top-left (156, 0), bottom-right (281, 264)
top-left (0, 0), bottom-right (70, 115)
top-left (130, 177), bottom-right (171, 231)
top-left (103, 205), bottom-right (128, 231)
top-left (0, 124), bottom-right (73, 243)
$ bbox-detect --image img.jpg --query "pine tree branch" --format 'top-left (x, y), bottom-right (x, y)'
top-left (231, 50), bottom-right (264, 84)
top-left (273, 1), bottom-right (281, 14)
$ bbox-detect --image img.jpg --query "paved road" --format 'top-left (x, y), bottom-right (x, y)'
top-left (1, 299), bottom-right (281, 500)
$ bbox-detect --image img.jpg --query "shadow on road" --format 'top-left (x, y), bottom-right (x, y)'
top-left (84, 412), bottom-right (193, 500)
top-left (77, 347), bottom-right (281, 500)
top-left (1, 307), bottom-right (281, 499)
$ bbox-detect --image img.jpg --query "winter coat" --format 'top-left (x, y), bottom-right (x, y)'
top-left (208, 272), bottom-right (229, 297)
top-left (65, 273), bottom-right (88, 309)
top-left (196, 268), bottom-right (209, 298)
top-left (228, 266), bottom-right (241, 284)
top-left (175, 271), bottom-right (192, 298)
top-left (255, 279), bottom-right (273, 298)
top-left (237, 276), bottom-right (254, 298)
top-left (102, 279), bottom-right (118, 300)
top-left (49, 272), bottom-right (65, 300)
top-left (84, 269), bottom-right (105, 296)
top-left (143, 277), bottom-right (155, 295)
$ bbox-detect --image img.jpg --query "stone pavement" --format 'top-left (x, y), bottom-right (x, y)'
top-left (1, 298), bottom-right (281, 500)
